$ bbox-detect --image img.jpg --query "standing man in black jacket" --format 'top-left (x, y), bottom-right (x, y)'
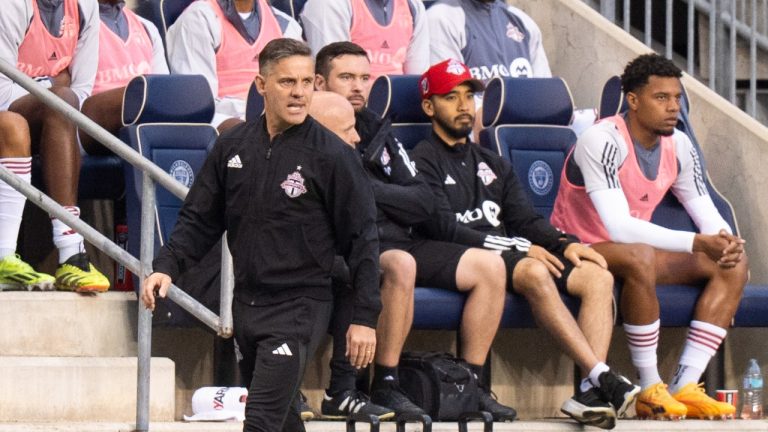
top-left (140, 38), bottom-right (381, 432)
top-left (410, 59), bottom-right (639, 430)
top-left (313, 42), bottom-right (517, 421)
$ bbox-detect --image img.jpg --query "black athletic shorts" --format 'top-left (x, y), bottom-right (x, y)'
top-left (381, 239), bottom-right (469, 291)
top-left (501, 249), bottom-right (575, 292)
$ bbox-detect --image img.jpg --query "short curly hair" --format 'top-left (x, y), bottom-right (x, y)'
top-left (621, 53), bottom-right (682, 94)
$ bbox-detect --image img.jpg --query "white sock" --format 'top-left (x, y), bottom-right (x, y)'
top-left (624, 320), bottom-right (662, 389)
top-left (669, 320), bottom-right (727, 393)
top-left (0, 158), bottom-right (31, 260)
top-left (587, 362), bottom-right (610, 387)
top-left (51, 206), bottom-right (84, 263)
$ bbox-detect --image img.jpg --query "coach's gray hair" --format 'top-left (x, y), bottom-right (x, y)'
top-left (258, 38), bottom-right (313, 75)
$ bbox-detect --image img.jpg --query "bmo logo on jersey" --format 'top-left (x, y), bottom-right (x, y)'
top-left (456, 200), bottom-right (502, 227)
top-left (469, 58), bottom-right (533, 80)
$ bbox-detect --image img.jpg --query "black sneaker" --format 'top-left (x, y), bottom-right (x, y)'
top-left (478, 386), bottom-right (517, 422)
top-left (560, 387), bottom-right (617, 430)
top-left (320, 389), bottom-right (395, 420)
top-left (370, 385), bottom-right (426, 416)
top-left (596, 371), bottom-right (641, 417)
top-left (299, 392), bottom-right (314, 421)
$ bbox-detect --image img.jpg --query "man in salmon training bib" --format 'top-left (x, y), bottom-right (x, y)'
top-left (551, 53), bottom-right (748, 420)
top-left (300, 0), bottom-right (429, 79)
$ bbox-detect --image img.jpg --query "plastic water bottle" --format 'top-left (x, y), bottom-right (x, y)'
top-left (741, 358), bottom-right (764, 419)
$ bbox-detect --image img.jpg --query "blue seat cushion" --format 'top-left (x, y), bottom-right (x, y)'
top-left (734, 285), bottom-right (768, 327)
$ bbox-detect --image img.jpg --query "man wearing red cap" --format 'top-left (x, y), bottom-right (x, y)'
top-left (410, 59), bottom-right (639, 430)
top-left (312, 43), bottom-right (517, 421)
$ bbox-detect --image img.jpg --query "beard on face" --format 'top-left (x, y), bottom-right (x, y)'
top-left (654, 127), bottom-right (676, 137)
top-left (434, 113), bottom-right (474, 141)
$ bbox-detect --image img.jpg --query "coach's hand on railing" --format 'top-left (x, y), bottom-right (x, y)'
top-left (141, 272), bottom-right (172, 311)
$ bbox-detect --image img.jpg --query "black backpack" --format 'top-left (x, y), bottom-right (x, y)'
top-left (399, 351), bottom-right (480, 420)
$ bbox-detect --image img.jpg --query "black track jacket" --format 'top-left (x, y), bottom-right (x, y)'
top-left (153, 116), bottom-right (382, 328)
top-left (410, 133), bottom-right (577, 253)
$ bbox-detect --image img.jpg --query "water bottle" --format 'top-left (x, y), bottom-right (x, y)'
top-left (741, 358), bottom-right (764, 419)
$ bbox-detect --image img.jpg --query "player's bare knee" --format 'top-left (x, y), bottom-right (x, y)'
top-left (718, 255), bottom-right (749, 293)
top-left (479, 253), bottom-right (506, 291)
top-left (380, 250), bottom-right (416, 293)
top-left (512, 258), bottom-right (555, 298)
top-left (0, 112), bottom-right (30, 156)
top-left (570, 262), bottom-right (613, 299)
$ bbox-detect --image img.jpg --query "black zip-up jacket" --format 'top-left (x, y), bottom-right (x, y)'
top-left (153, 116), bottom-right (382, 328)
top-left (355, 108), bottom-right (434, 244)
top-left (410, 132), bottom-right (577, 253)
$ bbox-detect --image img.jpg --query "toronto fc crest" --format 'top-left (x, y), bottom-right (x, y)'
top-left (281, 166), bottom-right (308, 198)
top-left (477, 162), bottom-right (497, 186)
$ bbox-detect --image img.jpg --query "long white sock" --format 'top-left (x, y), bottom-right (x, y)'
top-left (624, 320), bottom-right (662, 389)
top-left (51, 206), bottom-right (84, 263)
top-left (669, 320), bottom-right (727, 393)
top-left (0, 158), bottom-right (31, 259)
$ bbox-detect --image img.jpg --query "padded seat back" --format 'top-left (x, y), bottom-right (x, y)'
top-left (368, 75), bottom-right (432, 149)
top-left (120, 75), bottom-right (218, 259)
top-left (479, 77), bottom-right (577, 219)
top-left (245, 82), bottom-right (265, 121)
top-left (158, 0), bottom-right (195, 39)
top-left (270, 0), bottom-right (307, 20)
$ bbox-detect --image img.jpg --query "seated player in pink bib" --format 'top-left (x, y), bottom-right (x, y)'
top-left (78, 0), bottom-right (168, 155)
top-left (1, 0), bottom-right (109, 292)
top-left (165, 0), bottom-right (302, 132)
top-left (551, 53), bottom-right (748, 420)
top-left (301, 0), bottom-right (429, 79)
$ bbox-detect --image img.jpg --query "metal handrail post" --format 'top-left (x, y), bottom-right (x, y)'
top-left (136, 172), bottom-right (156, 432)
top-left (710, 0), bottom-right (718, 89)
top-left (750, 0), bottom-right (758, 116)
top-left (644, 0), bottom-right (652, 45)
top-left (666, 0), bottom-right (674, 59)
top-left (220, 238), bottom-right (234, 338)
top-left (0, 59), bottom-right (187, 200)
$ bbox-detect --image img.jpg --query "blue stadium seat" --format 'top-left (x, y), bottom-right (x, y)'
top-left (270, 0), bottom-right (307, 20)
top-left (478, 77), bottom-right (583, 324)
top-left (245, 82), bottom-right (264, 122)
top-left (119, 75), bottom-right (218, 261)
top-left (598, 75), bottom-right (627, 119)
top-left (157, 0), bottom-right (195, 39)
top-left (367, 75), bottom-right (431, 149)
top-left (480, 77), bottom-right (577, 219)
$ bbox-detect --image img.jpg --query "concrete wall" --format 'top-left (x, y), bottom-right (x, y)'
top-left (514, 0), bottom-right (768, 283)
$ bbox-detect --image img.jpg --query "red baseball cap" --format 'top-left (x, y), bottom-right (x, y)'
top-left (419, 59), bottom-right (485, 100)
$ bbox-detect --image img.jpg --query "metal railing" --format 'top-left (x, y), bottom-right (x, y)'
top-left (589, 0), bottom-right (766, 120)
top-left (0, 59), bottom-right (234, 432)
